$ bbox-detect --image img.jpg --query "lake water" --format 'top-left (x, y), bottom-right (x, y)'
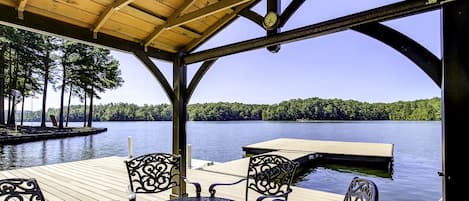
top-left (0, 121), bottom-right (441, 201)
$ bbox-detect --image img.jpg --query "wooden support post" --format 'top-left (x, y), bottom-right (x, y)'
top-left (266, 0), bottom-right (281, 53)
top-left (172, 52), bottom-right (187, 198)
top-left (442, 1), bottom-right (468, 200)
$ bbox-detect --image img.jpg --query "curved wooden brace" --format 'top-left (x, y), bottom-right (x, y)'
top-left (238, 9), bottom-right (263, 28)
top-left (185, 59), bottom-right (218, 104)
top-left (279, 0), bottom-right (305, 28)
top-left (134, 50), bottom-right (175, 103)
top-left (352, 23), bottom-right (441, 87)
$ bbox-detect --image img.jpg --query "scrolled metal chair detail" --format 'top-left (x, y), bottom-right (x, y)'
top-left (344, 177), bottom-right (379, 201)
top-left (0, 178), bottom-right (46, 201)
top-left (209, 154), bottom-right (299, 201)
top-left (125, 153), bottom-right (201, 201)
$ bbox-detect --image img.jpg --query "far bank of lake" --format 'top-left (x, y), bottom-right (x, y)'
top-left (0, 121), bottom-right (441, 201)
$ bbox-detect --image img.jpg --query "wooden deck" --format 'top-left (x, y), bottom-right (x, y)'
top-left (0, 156), bottom-right (343, 201)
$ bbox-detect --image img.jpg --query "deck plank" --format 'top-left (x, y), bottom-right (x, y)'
top-left (0, 156), bottom-right (343, 201)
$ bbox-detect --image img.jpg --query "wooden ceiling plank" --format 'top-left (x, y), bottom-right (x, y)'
top-left (144, 0), bottom-right (195, 48)
top-left (17, 0), bottom-right (28, 19)
top-left (166, 0), bottom-right (250, 29)
top-left (184, 1), bottom-right (253, 52)
top-left (93, 0), bottom-right (134, 39)
top-left (26, 3), bottom-right (96, 26)
top-left (121, 6), bottom-right (201, 39)
top-left (26, 0), bottom-right (103, 26)
top-left (131, 0), bottom-right (174, 18)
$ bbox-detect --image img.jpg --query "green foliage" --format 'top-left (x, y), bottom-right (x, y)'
top-left (263, 97), bottom-right (440, 121)
top-left (188, 102), bottom-right (266, 121)
top-left (19, 97), bottom-right (441, 122)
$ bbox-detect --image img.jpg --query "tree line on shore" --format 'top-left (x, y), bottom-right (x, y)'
top-left (19, 97), bottom-right (441, 122)
top-left (1, 25), bottom-right (123, 128)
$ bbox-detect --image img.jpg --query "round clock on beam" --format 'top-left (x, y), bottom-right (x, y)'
top-left (263, 11), bottom-right (279, 30)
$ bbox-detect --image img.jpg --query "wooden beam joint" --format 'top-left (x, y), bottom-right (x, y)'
top-left (166, 0), bottom-right (251, 29)
top-left (184, 0), bottom-right (258, 52)
top-left (144, 0), bottom-right (195, 49)
top-left (93, 0), bottom-right (134, 39)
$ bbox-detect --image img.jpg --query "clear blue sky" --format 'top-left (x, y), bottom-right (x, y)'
top-left (25, 0), bottom-right (441, 110)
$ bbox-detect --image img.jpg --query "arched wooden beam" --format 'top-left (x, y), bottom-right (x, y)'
top-left (238, 9), bottom-right (263, 28)
top-left (278, 0), bottom-right (305, 28)
top-left (134, 50), bottom-right (175, 103)
top-left (185, 59), bottom-right (218, 104)
top-left (352, 23), bottom-right (441, 87)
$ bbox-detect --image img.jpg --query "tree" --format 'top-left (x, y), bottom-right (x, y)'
top-left (82, 47), bottom-right (122, 127)
top-left (37, 36), bottom-right (58, 127)
top-left (1, 27), bottom-right (41, 126)
top-left (0, 43), bottom-right (5, 125)
top-left (57, 40), bottom-right (81, 128)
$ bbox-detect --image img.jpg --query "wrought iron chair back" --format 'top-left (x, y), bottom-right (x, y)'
top-left (344, 177), bottom-right (379, 201)
top-left (125, 153), bottom-right (182, 197)
top-left (246, 154), bottom-right (299, 201)
top-left (0, 178), bottom-right (46, 201)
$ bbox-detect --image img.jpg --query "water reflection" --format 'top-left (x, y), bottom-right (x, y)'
top-left (41, 141), bottom-right (47, 165)
top-left (59, 139), bottom-right (65, 162)
top-left (82, 136), bottom-right (95, 159)
top-left (0, 134), bottom-right (99, 170)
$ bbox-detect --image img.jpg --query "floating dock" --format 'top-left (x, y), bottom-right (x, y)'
top-left (243, 138), bottom-right (394, 169)
top-left (0, 127), bottom-right (107, 144)
top-left (0, 156), bottom-right (343, 201)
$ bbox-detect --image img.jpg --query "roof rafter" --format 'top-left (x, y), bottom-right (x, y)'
top-left (144, 0), bottom-right (196, 49)
top-left (184, 0), bottom-right (255, 52)
top-left (166, 0), bottom-right (251, 29)
top-left (16, 0), bottom-right (28, 20)
top-left (93, 0), bottom-right (134, 39)
top-left (122, 6), bottom-right (202, 39)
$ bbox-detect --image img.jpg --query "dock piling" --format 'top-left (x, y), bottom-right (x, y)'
top-left (128, 136), bottom-right (133, 158)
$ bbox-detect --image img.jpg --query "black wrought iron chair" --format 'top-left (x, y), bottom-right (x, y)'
top-left (125, 153), bottom-right (201, 201)
top-left (0, 178), bottom-right (46, 201)
top-left (344, 177), bottom-right (379, 201)
top-left (209, 154), bottom-right (299, 201)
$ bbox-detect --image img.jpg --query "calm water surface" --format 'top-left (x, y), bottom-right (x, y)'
top-left (0, 121), bottom-right (441, 201)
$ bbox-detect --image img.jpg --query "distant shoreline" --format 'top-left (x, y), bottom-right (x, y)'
top-left (15, 97), bottom-right (441, 122)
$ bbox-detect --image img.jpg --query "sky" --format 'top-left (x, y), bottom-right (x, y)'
top-left (20, 0), bottom-right (441, 111)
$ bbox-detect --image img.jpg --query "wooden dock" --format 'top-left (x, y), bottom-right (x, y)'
top-left (243, 138), bottom-right (394, 167)
top-left (0, 156), bottom-right (343, 201)
top-left (201, 150), bottom-right (313, 177)
top-left (0, 127), bottom-right (107, 144)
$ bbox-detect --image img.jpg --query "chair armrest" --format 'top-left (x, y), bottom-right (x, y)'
top-left (182, 177), bottom-right (202, 198)
top-left (209, 178), bottom-right (246, 198)
top-left (128, 185), bottom-right (136, 201)
top-left (256, 188), bottom-right (293, 201)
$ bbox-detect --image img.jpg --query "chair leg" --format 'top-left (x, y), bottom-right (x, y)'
top-left (128, 185), bottom-right (136, 201)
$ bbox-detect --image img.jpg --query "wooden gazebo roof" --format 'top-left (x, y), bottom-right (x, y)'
top-left (0, 0), bottom-right (256, 60)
